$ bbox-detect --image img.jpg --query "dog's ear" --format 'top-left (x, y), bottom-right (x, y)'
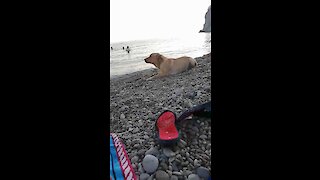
top-left (157, 54), bottom-right (164, 63)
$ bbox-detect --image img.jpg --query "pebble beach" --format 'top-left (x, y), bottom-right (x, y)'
top-left (110, 53), bottom-right (212, 180)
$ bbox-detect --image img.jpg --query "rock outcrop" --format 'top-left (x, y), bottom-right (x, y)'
top-left (200, 5), bottom-right (211, 32)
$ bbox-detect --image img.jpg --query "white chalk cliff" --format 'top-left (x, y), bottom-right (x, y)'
top-left (200, 5), bottom-right (211, 32)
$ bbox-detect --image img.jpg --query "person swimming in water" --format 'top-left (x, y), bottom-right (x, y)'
top-left (126, 46), bottom-right (130, 53)
top-left (122, 47), bottom-right (124, 50)
top-left (111, 47), bottom-right (113, 50)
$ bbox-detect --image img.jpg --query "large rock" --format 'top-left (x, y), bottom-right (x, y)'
top-left (142, 154), bottom-right (159, 174)
top-left (200, 5), bottom-right (211, 32)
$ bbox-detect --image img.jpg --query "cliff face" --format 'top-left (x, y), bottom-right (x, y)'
top-left (200, 5), bottom-right (211, 32)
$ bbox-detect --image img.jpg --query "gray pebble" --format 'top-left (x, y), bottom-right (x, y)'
top-left (138, 163), bottom-right (145, 173)
top-left (196, 91), bottom-right (202, 98)
top-left (181, 161), bottom-right (189, 167)
top-left (120, 113), bottom-right (125, 119)
top-left (158, 153), bottom-right (168, 162)
top-left (160, 162), bottom-right (168, 171)
top-left (186, 152), bottom-right (190, 158)
top-left (192, 140), bottom-right (198, 145)
top-left (138, 149), bottom-right (147, 156)
top-left (145, 147), bottom-right (160, 156)
top-left (170, 175), bottom-right (179, 180)
top-left (168, 157), bottom-right (175, 163)
top-left (196, 167), bottom-right (210, 179)
top-left (155, 170), bottom-right (170, 180)
top-left (131, 156), bottom-right (139, 164)
top-left (120, 105), bottom-right (128, 111)
top-left (166, 170), bottom-right (173, 176)
top-left (201, 154), bottom-right (210, 161)
top-left (206, 144), bottom-right (211, 150)
top-left (163, 148), bottom-right (176, 157)
top-left (133, 144), bottom-right (140, 148)
top-left (192, 127), bottom-right (199, 133)
top-left (176, 154), bottom-right (182, 159)
top-left (188, 164), bottom-right (195, 170)
top-left (174, 159), bottom-right (181, 164)
top-left (142, 155), bottom-right (159, 174)
top-left (187, 174), bottom-right (200, 180)
top-left (139, 173), bottom-right (150, 180)
top-left (199, 135), bottom-right (208, 140)
top-left (132, 128), bottom-right (140, 133)
top-left (172, 171), bottom-right (183, 176)
top-left (172, 162), bottom-right (179, 172)
top-left (132, 139), bottom-right (141, 144)
top-left (147, 173), bottom-right (154, 180)
top-left (183, 170), bottom-right (193, 176)
top-left (187, 92), bottom-right (197, 100)
top-left (180, 150), bottom-right (186, 156)
top-left (194, 159), bottom-right (200, 168)
top-left (173, 145), bottom-right (180, 152)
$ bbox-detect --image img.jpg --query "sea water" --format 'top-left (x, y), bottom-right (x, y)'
top-left (109, 33), bottom-right (211, 78)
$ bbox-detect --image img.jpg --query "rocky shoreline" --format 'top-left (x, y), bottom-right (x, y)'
top-left (110, 53), bottom-right (212, 180)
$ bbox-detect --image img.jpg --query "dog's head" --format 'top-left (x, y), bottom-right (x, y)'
top-left (144, 53), bottom-right (164, 68)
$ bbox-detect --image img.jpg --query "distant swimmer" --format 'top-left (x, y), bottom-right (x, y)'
top-left (111, 47), bottom-right (113, 50)
top-left (122, 47), bottom-right (125, 50)
top-left (126, 46), bottom-right (131, 53)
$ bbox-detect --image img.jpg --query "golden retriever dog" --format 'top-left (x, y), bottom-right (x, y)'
top-left (144, 53), bottom-right (197, 80)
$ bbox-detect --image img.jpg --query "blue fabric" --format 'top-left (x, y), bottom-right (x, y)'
top-left (110, 154), bottom-right (115, 180)
top-left (110, 136), bottom-right (124, 179)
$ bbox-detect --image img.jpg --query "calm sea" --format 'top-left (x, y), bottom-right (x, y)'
top-left (109, 33), bottom-right (211, 78)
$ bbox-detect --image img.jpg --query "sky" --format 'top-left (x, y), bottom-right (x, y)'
top-left (110, 0), bottom-right (211, 43)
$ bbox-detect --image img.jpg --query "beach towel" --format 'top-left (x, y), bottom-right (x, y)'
top-left (110, 133), bottom-right (137, 180)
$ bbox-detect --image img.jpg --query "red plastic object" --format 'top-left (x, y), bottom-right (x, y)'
top-left (157, 111), bottom-right (179, 140)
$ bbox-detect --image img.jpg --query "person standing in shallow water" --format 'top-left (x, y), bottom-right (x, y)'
top-left (122, 47), bottom-right (124, 50)
top-left (126, 46), bottom-right (130, 53)
top-left (111, 47), bottom-right (113, 50)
